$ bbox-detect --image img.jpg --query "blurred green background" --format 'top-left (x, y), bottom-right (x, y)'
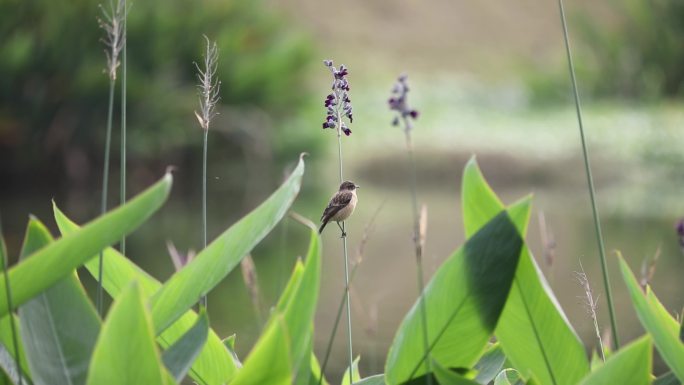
top-left (1, 0), bottom-right (684, 381)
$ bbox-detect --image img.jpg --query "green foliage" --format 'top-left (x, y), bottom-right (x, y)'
top-left (578, 336), bottom-right (651, 385)
top-left (0, 0), bottom-right (317, 179)
top-left (385, 209), bottom-right (523, 384)
top-left (619, 257), bottom-right (684, 382)
top-left (0, 172), bottom-right (171, 318)
top-left (18, 218), bottom-right (100, 385)
top-left (431, 360), bottom-right (479, 385)
top-left (86, 282), bottom-right (169, 385)
top-left (161, 309), bottom-right (209, 383)
top-left (341, 356), bottom-right (361, 385)
top-left (461, 158), bottom-right (590, 385)
top-left (472, 344), bottom-right (505, 384)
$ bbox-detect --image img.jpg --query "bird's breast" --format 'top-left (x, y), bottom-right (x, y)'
top-left (331, 193), bottom-right (357, 222)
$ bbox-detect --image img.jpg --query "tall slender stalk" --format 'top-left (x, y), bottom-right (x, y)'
top-left (0, 220), bottom-right (22, 385)
top-left (556, 0), bottom-right (619, 349)
top-left (194, 36), bottom-right (220, 309)
top-left (98, 0), bottom-right (126, 316)
top-left (119, 0), bottom-right (127, 256)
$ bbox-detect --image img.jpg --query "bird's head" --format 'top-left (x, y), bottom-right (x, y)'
top-left (339, 181), bottom-right (360, 191)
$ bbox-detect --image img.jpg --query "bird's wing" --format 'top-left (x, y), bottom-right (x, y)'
top-left (320, 191), bottom-right (353, 222)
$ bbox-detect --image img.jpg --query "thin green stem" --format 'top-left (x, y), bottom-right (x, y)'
top-left (0, 221), bottom-right (22, 385)
top-left (200, 129), bottom-right (208, 308)
top-left (119, 4), bottom-right (127, 256)
top-left (404, 125), bottom-right (431, 384)
top-left (98, 77), bottom-right (116, 316)
top-left (557, 0), bottom-right (619, 349)
top-left (335, 123), bottom-right (354, 383)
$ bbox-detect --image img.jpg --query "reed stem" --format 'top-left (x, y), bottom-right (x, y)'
top-left (98, 77), bottom-right (116, 316)
top-left (119, 4), bottom-right (127, 256)
top-left (200, 129), bottom-right (208, 308)
top-left (557, 0), bottom-right (619, 349)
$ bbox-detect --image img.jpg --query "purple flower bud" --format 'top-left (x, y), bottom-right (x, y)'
top-left (343, 127), bottom-right (352, 136)
top-left (322, 122), bottom-right (329, 129)
top-left (676, 219), bottom-right (684, 237)
top-left (409, 110), bottom-right (419, 119)
top-left (323, 59), bottom-right (333, 67)
top-left (391, 117), bottom-right (399, 126)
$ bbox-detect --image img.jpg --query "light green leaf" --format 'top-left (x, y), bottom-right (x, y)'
top-left (619, 257), bottom-right (684, 382)
top-left (86, 282), bottom-right (167, 385)
top-left (0, 173), bottom-right (172, 318)
top-left (385, 210), bottom-right (523, 384)
top-left (654, 372), bottom-right (680, 385)
top-left (222, 335), bottom-right (242, 368)
top-left (162, 308), bottom-right (209, 382)
top-left (354, 375), bottom-right (385, 385)
top-left (150, 156), bottom-right (305, 334)
top-left (432, 360), bottom-right (479, 385)
top-left (494, 369), bottom-right (525, 385)
top-left (473, 344), bottom-right (505, 385)
top-left (309, 353), bottom-right (329, 385)
top-left (341, 356), bottom-right (361, 385)
top-left (17, 218), bottom-right (100, 385)
top-left (231, 228), bottom-right (320, 385)
top-left (462, 158), bottom-right (589, 385)
top-left (53, 206), bottom-right (237, 385)
top-left (0, 334), bottom-right (31, 385)
top-left (578, 335), bottom-right (651, 385)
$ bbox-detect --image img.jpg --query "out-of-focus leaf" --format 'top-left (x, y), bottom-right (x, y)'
top-left (17, 218), bottom-right (100, 385)
top-left (341, 356), bottom-right (361, 385)
top-left (53, 206), bottom-right (237, 385)
top-left (578, 336), bottom-right (651, 385)
top-left (308, 353), bottom-right (329, 385)
top-left (462, 158), bottom-right (589, 385)
top-left (473, 344), bottom-right (505, 384)
top-left (494, 369), bottom-right (525, 385)
top-left (162, 308), bottom-right (209, 382)
top-left (385, 210), bottom-right (523, 384)
top-left (0, 341), bottom-right (31, 385)
top-left (0, 173), bottom-right (172, 318)
top-left (654, 372), bottom-right (680, 385)
top-left (149, 156), bottom-right (305, 334)
top-left (619, 257), bottom-right (684, 382)
top-left (432, 360), bottom-right (479, 385)
top-left (355, 374), bottom-right (385, 385)
top-left (230, 228), bottom-right (320, 385)
top-left (86, 282), bottom-right (167, 385)
top-left (222, 335), bottom-right (242, 368)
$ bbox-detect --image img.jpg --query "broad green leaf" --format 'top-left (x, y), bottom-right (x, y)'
top-left (432, 360), bottom-right (479, 385)
top-left (222, 335), bottom-right (242, 368)
top-left (309, 353), bottom-right (329, 385)
top-left (654, 372), bottom-right (679, 385)
top-left (150, 156), bottom-right (305, 334)
top-left (578, 336), bottom-right (651, 385)
top-left (53, 206), bottom-right (237, 385)
top-left (17, 218), bottom-right (100, 385)
top-left (341, 356), bottom-right (361, 385)
top-left (0, 330), bottom-right (31, 385)
top-left (231, 228), bottom-right (320, 385)
top-left (494, 369), bottom-right (525, 385)
top-left (162, 308), bottom-right (209, 382)
top-left (462, 158), bottom-right (589, 385)
top-left (473, 344), bottom-right (505, 385)
top-left (385, 211), bottom-right (523, 384)
top-left (619, 257), bottom-right (684, 382)
top-left (86, 282), bottom-right (167, 385)
top-left (0, 173), bottom-right (172, 318)
top-left (355, 374), bottom-right (385, 385)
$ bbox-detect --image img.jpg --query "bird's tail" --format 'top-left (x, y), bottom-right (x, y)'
top-left (318, 220), bottom-right (328, 234)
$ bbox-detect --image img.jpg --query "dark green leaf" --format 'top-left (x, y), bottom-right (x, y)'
top-left (162, 308), bottom-right (209, 382)
top-left (473, 344), bottom-right (505, 384)
top-left (385, 210), bottom-right (523, 384)
top-left (432, 360), bottom-right (479, 385)
top-left (0, 173), bottom-right (172, 318)
top-left (149, 156), bottom-right (305, 334)
top-left (53, 206), bottom-right (238, 385)
top-left (0, 340), bottom-right (31, 385)
top-left (462, 158), bottom-right (589, 385)
top-left (654, 372), bottom-right (680, 385)
top-left (17, 218), bottom-right (100, 385)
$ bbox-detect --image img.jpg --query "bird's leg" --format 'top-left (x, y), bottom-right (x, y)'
top-left (336, 221), bottom-right (347, 238)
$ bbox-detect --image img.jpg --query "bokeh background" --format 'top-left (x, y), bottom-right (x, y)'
top-left (1, 0), bottom-right (683, 382)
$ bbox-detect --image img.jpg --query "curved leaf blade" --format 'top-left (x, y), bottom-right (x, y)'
top-left (578, 336), bottom-right (651, 385)
top-left (0, 173), bottom-right (172, 317)
top-left (432, 360), bottom-right (479, 385)
top-left (86, 282), bottom-right (167, 385)
top-left (462, 158), bottom-right (589, 385)
top-left (619, 257), bottom-right (684, 382)
top-left (150, 156), bottom-right (305, 334)
top-left (385, 211), bottom-right (523, 384)
top-left (162, 309), bottom-right (209, 383)
top-left (17, 218), bottom-right (100, 385)
top-left (53, 206), bottom-right (237, 385)
top-left (230, 228), bottom-right (321, 385)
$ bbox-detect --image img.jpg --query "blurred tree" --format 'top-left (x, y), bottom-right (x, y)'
top-left (0, 0), bottom-right (318, 193)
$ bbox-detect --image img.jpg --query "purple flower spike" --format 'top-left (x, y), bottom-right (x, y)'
top-left (321, 59), bottom-right (354, 136)
top-left (388, 73), bottom-right (419, 132)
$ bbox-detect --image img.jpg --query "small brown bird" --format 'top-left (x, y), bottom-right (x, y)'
top-left (319, 181), bottom-right (360, 235)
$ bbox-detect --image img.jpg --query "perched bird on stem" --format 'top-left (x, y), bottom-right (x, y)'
top-left (319, 181), bottom-right (360, 236)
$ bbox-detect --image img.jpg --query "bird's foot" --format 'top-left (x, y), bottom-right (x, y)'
top-left (340, 231), bottom-right (347, 238)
